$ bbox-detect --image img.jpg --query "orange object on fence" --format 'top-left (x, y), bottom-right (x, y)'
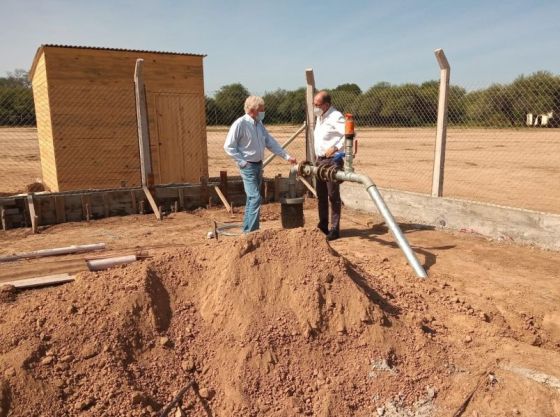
top-left (345, 113), bottom-right (355, 136)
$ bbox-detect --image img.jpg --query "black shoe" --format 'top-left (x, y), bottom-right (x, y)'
top-left (326, 229), bottom-right (340, 241)
top-left (317, 223), bottom-right (329, 235)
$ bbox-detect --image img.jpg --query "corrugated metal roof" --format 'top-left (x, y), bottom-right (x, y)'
top-left (29, 44), bottom-right (206, 79)
top-left (41, 44), bottom-right (206, 57)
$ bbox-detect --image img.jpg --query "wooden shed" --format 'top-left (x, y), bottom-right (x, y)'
top-left (29, 44), bottom-right (208, 192)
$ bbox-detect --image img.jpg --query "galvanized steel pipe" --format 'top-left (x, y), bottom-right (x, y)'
top-left (292, 163), bottom-right (427, 279)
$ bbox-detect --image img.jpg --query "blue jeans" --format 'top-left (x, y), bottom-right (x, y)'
top-left (240, 162), bottom-right (263, 233)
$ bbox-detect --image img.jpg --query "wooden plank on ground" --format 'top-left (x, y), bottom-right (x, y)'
top-left (142, 186), bottom-right (162, 220)
top-left (0, 243), bottom-right (107, 263)
top-left (2, 273), bottom-right (75, 289)
top-left (0, 259), bottom-right (88, 282)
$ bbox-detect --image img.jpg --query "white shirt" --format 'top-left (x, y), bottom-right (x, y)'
top-left (314, 106), bottom-right (345, 157)
top-left (224, 114), bottom-right (291, 168)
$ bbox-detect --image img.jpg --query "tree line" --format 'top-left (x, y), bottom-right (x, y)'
top-left (1, 69), bottom-right (559, 128)
top-left (0, 70), bottom-right (35, 126)
top-left (206, 71), bottom-right (560, 127)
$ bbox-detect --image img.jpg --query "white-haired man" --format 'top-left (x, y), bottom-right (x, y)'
top-left (224, 96), bottom-right (297, 233)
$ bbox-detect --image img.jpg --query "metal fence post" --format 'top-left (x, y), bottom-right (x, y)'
top-left (305, 69), bottom-right (317, 163)
top-left (134, 59), bottom-right (153, 187)
top-left (431, 48), bottom-right (450, 197)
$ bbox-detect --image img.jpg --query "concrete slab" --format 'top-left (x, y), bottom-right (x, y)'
top-left (341, 182), bottom-right (560, 250)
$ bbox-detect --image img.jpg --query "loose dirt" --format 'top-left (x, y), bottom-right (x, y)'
top-left (0, 229), bottom-right (446, 416)
top-left (0, 203), bottom-right (560, 416)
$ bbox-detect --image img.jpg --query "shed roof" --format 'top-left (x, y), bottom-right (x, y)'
top-left (29, 44), bottom-right (206, 80)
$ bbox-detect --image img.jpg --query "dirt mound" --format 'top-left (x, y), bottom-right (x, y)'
top-left (0, 285), bottom-right (16, 304)
top-left (0, 229), bottom-right (451, 416)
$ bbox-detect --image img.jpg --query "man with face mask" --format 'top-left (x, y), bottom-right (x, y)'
top-left (313, 90), bottom-right (345, 241)
top-left (224, 95), bottom-right (297, 233)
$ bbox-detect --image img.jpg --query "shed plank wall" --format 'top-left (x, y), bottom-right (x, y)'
top-left (44, 48), bottom-right (203, 88)
top-left (48, 84), bottom-right (141, 190)
top-left (34, 47), bottom-right (207, 191)
top-left (31, 54), bottom-right (58, 191)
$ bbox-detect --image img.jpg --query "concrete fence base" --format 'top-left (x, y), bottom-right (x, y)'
top-left (341, 182), bottom-right (560, 251)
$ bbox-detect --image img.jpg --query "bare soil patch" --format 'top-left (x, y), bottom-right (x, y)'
top-left (0, 203), bottom-right (559, 416)
top-left (2, 126), bottom-right (559, 212)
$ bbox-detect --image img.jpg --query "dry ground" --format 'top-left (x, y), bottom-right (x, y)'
top-left (0, 202), bottom-right (559, 416)
top-left (209, 125), bottom-right (560, 213)
top-left (1, 126), bottom-right (559, 213)
top-left (0, 128), bottom-right (41, 195)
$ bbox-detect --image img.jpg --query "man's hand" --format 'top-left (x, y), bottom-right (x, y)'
top-left (288, 157), bottom-right (297, 165)
top-left (325, 146), bottom-right (338, 158)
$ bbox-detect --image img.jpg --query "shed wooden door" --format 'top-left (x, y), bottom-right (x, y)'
top-left (153, 93), bottom-right (205, 184)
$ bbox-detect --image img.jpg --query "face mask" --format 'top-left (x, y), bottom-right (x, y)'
top-left (258, 111), bottom-right (266, 121)
top-left (313, 107), bottom-right (323, 117)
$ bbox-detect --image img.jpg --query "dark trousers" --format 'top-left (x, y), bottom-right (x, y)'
top-left (316, 157), bottom-right (342, 232)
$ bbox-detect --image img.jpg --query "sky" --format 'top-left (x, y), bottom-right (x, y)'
top-left (1, 0), bottom-right (559, 94)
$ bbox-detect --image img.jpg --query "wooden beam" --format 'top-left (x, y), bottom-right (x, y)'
top-left (298, 177), bottom-right (317, 198)
top-left (0, 179), bottom-right (250, 229)
top-left (219, 171), bottom-right (229, 202)
top-left (0, 243), bottom-right (107, 263)
top-left (305, 69), bottom-right (317, 163)
top-left (263, 123), bottom-right (307, 167)
top-left (142, 186), bottom-right (162, 220)
top-left (26, 194), bottom-right (39, 234)
top-left (1, 207), bottom-right (7, 231)
top-left (134, 58), bottom-right (153, 187)
top-left (432, 48), bottom-right (450, 197)
top-left (2, 273), bottom-right (75, 289)
top-left (213, 186), bottom-right (232, 213)
top-left (0, 198), bottom-right (17, 206)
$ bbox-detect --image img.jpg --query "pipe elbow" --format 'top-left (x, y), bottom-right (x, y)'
top-left (355, 173), bottom-right (375, 189)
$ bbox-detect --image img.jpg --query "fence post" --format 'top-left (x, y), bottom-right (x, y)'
top-left (431, 48), bottom-right (450, 197)
top-left (305, 69), bottom-right (317, 163)
top-left (134, 59), bottom-right (153, 187)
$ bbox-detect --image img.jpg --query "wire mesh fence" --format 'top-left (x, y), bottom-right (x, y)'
top-left (1, 83), bottom-right (141, 194)
top-left (0, 81), bottom-right (40, 196)
top-left (1, 70), bottom-right (559, 214)
top-left (444, 73), bottom-right (560, 213)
